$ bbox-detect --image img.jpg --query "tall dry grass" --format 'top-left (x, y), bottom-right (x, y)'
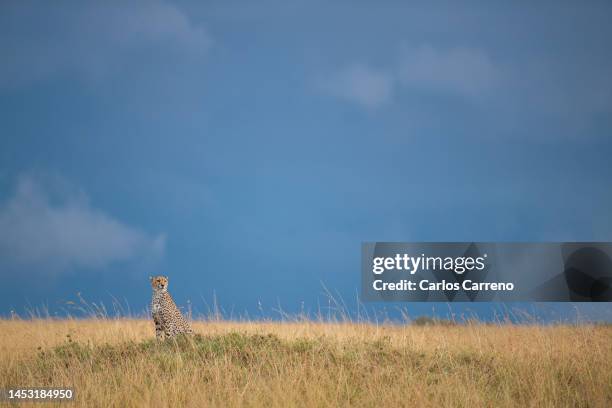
top-left (0, 318), bottom-right (610, 407)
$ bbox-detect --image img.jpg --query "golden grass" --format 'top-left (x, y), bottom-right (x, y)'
top-left (0, 319), bottom-right (610, 407)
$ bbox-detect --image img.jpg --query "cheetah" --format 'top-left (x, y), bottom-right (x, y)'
top-left (149, 275), bottom-right (193, 340)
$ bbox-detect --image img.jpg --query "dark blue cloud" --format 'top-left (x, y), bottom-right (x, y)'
top-left (0, 1), bottom-right (611, 321)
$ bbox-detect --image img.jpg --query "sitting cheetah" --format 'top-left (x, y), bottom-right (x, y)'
top-left (149, 275), bottom-right (193, 340)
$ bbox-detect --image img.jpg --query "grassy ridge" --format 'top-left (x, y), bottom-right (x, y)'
top-left (1, 319), bottom-right (610, 407)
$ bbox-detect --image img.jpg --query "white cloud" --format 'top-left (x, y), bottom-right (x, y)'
top-left (318, 64), bottom-right (394, 109)
top-left (318, 47), bottom-right (498, 110)
top-left (0, 0), bottom-right (212, 87)
top-left (0, 175), bottom-right (165, 274)
top-left (398, 45), bottom-right (500, 98)
top-left (319, 43), bottom-right (611, 132)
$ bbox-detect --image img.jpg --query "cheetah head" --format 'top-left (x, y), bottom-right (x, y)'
top-left (149, 275), bottom-right (168, 292)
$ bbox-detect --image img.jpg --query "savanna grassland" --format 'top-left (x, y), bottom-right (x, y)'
top-left (0, 319), bottom-right (610, 407)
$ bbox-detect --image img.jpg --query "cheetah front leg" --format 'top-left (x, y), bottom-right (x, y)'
top-left (153, 314), bottom-right (165, 340)
top-left (164, 323), bottom-right (177, 339)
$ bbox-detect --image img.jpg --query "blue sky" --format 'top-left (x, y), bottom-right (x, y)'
top-left (1, 1), bottom-right (611, 321)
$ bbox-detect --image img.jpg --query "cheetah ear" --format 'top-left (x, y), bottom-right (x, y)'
top-left (149, 276), bottom-right (153, 282)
